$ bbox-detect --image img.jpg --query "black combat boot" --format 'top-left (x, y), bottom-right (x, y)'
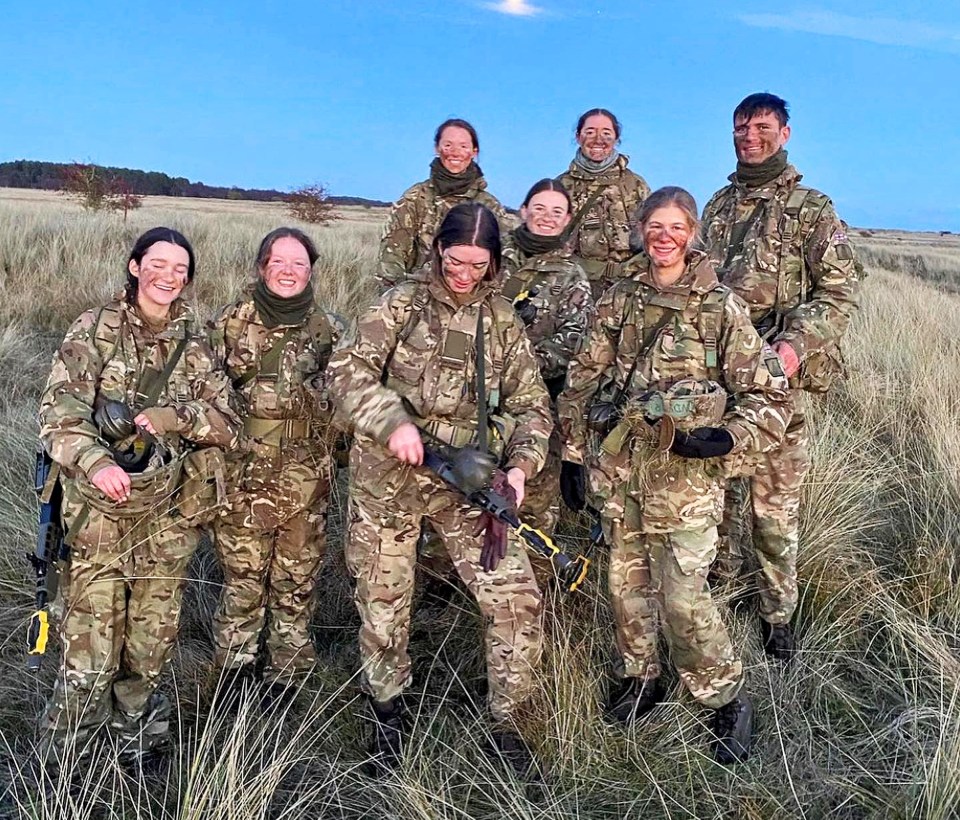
top-left (367, 697), bottom-right (405, 775)
top-left (760, 619), bottom-right (796, 662)
top-left (710, 695), bottom-right (753, 765)
top-left (487, 727), bottom-right (537, 780)
top-left (606, 677), bottom-right (663, 725)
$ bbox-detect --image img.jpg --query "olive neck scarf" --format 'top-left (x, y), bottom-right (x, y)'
top-left (430, 157), bottom-right (483, 196)
top-left (735, 149), bottom-right (788, 189)
top-left (513, 224), bottom-right (564, 257)
top-left (573, 149), bottom-right (619, 175)
top-left (253, 278), bottom-right (315, 328)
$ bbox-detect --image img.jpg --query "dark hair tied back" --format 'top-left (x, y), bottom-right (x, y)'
top-left (433, 203), bottom-right (501, 280)
top-left (126, 227), bottom-right (196, 301)
top-left (434, 118), bottom-right (479, 151)
top-left (255, 227), bottom-right (319, 272)
top-left (575, 108), bottom-right (622, 140)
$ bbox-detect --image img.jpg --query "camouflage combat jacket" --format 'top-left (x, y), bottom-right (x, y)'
top-left (557, 154), bottom-right (650, 288)
top-left (700, 163), bottom-right (862, 390)
top-left (377, 176), bottom-right (513, 289)
top-left (557, 253), bottom-right (791, 532)
top-left (328, 269), bottom-right (552, 481)
top-left (208, 289), bottom-right (345, 435)
top-left (500, 240), bottom-right (594, 384)
top-left (40, 296), bottom-right (240, 484)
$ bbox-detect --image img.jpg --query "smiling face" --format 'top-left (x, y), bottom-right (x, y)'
top-left (260, 236), bottom-right (312, 298)
top-left (733, 110), bottom-right (791, 165)
top-left (440, 244), bottom-right (491, 295)
top-left (577, 113), bottom-right (618, 162)
top-left (129, 241), bottom-right (190, 318)
top-left (642, 204), bottom-right (695, 273)
top-left (521, 189), bottom-right (572, 237)
top-left (435, 125), bottom-right (478, 174)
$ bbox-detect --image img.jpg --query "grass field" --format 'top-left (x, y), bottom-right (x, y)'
top-left (1, 188), bottom-right (960, 818)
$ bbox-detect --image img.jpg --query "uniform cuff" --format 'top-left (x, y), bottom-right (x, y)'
top-left (506, 457), bottom-right (537, 481)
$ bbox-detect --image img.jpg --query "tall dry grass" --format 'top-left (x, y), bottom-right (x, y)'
top-left (1, 194), bottom-right (959, 818)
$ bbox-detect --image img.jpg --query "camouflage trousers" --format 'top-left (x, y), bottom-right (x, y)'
top-left (41, 489), bottom-right (197, 753)
top-left (716, 414), bottom-right (810, 625)
top-left (607, 499), bottom-right (742, 709)
top-left (417, 439), bottom-right (561, 587)
top-left (212, 454), bottom-right (329, 681)
top-left (346, 468), bottom-right (543, 722)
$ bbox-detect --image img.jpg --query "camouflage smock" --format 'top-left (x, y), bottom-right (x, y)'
top-left (207, 288), bottom-right (346, 507)
top-left (500, 239), bottom-right (594, 382)
top-left (557, 252), bottom-right (791, 533)
top-left (700, 163), bottom-right (862, 385)
top-left (557, 154), bottom-right (651, 290)
top-left (40, 295), bottom-right (240, 486)
top-left (327, 269), bottom-right (552, 485)
top-left (378, 175), bottom-right (513, 289)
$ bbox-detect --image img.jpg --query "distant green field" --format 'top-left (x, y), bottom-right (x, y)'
top-left (2, 189), bottom-right (960, 819)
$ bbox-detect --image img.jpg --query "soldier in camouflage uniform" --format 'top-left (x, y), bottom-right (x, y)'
top-left (329, 203), bottom-right (552, 776)
top-left (378, 118), bottom-right (514, 290)
top-left (500, 178), bottom-right (593, 579)
top-left (558, 188), bottom-right (792, 764)
top-left (700, 93), bottom-right (862, 660)
top-left (38, 228), bottom-right (240, 760)
top-left (208, 228), bottom-right (345, 693)
top-left (557, 108), bottom-right (651, 299)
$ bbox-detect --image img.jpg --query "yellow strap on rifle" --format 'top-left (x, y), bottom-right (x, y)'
top-left (28, 610), bottom-right (49, 656)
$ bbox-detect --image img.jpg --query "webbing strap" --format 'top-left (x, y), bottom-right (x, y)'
top-left (236, 326), bottom-right (299, 387)
top-left (476, 307), bottom-right (488, 455)
top-left (135, 333), bottom-right (189, 410)
top-left (562, 185), bottom-right (606, 243)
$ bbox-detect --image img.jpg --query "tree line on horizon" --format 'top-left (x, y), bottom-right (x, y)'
top-left (0, 159), bottom-right (390, 208)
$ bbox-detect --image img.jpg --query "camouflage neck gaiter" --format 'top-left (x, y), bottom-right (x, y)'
top-left (573, 149), bottom-right (619, 175)
top-left (253, 278), bottom-right (315, 328)
top-left (513, 224), bottom-right (563, 257)
top-left (430, 158), bottom-right (483, 196)
top-left (735, 149), bottom-right (788, 189)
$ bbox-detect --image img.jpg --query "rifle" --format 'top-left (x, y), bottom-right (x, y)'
top-left (27, 448), bottom-right (67, 672)
top-left (421, 446), bottom-right (591, 592)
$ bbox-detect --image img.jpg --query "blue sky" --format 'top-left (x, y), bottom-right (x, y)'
top-left (1, 1), bottom-right (957, 230)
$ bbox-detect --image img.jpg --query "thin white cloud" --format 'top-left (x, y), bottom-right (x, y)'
top-left (738, 10), bottom-right (960, 53)
top-left (485, 0), bottom-right (543, 17)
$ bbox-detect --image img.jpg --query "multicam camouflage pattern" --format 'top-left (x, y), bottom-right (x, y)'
top-left (557, 252), bottom-right (789, 706)
top-left (558, 251), bottom-right (791, 533)
top-left (38, 294), bottom-right (240, 750)
top-left (715, 417), bottom-right (810, 625)
top-left (207, 291), bottom-right (345, 679)
top-left (345, 440), bottom-right (543, 721)
top-left (500, 242), bottom-right (594, 382)
top-left (557, 154), bottom-right (650, 298)
top-left (378, 176), bottom-right (514, 290)
top-left (500, 240), bottom-right (593, 580)
top-left (700, 163), bottom-right (862, 381)
top-left (328, 267), bottom-right (552, 719)
top-left (701, 163), bottom-right (862, 624)
top-left (607, 514), bottom-right (743, 707)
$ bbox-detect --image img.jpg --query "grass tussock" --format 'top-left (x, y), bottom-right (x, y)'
top-left (0, 196), bottom-right (959, 817)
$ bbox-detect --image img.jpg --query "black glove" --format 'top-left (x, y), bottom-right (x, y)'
top-left (514, 297), bottom-right (538, 326)
top-left (560, 461), bottom-right (586, 511)
top-left (670, 427), bottom-right (734, 459)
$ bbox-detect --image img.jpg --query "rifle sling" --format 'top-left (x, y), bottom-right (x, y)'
top-left (135, 333), bottom-right (190, 410)
top-left (476, 307), bottom-right (488, 455)
top-left (562, 185), bottom-right (606, 243)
